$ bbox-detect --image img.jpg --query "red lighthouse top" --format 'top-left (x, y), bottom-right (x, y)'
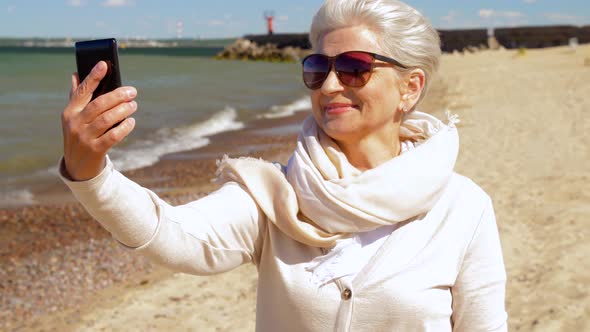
top-left (264, 11), bottom-right (274, 35)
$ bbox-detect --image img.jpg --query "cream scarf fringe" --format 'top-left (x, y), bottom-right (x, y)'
top-left (215, 111), bottom-right (460, 248)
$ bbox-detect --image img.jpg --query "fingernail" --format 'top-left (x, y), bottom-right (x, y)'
top-left (129, 100), bottom-right (137, 109)
top-left (126, 87), bottom-right (137, 98)
top-left (92, 61), bottom-right (104, 73)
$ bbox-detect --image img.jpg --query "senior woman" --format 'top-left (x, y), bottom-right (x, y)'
top-left (59, 0), bottom-right (507, 331)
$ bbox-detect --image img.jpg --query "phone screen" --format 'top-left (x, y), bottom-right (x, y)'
top-left (75, 38), bottom-right (122, 101)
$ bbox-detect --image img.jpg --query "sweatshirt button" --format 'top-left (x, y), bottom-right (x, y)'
top-left (341, 288), bottom-right (352, 300)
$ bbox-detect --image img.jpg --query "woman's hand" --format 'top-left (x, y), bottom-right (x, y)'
top-left (61, 61), bottom-right (138, 181)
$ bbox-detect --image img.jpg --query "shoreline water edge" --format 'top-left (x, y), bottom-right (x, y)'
top-left (0, 45), bottom-right (310, 209)
top-left (0, 96), bottom-right (311, 208)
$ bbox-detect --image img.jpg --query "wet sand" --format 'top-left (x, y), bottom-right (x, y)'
top-left (1, 44), bottom-right (589, 331)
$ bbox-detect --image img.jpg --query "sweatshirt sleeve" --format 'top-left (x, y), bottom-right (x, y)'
top-left (451, 198), bottom-right (508, 331)
top-left (59, 156), bottom-right (266, 275)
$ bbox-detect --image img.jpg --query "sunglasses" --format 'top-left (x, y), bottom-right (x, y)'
top-left (302, 50), bottom-right (407, 90)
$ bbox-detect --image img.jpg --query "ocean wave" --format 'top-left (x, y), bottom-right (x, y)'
top-left (0, 189), bottom-right (36, 208)
top-left (259, 96), bottom-right (311, 119)
top-left (109, 106), bottom-right (244, 172)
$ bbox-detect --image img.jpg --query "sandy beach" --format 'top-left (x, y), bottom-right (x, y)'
top-left (1, 44), bottom-right (589, 331)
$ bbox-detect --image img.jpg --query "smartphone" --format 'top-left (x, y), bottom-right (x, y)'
top-left (75, 38), bottom-right (122, 102)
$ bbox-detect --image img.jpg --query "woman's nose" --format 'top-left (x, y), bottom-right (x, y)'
top-left (320, 70), bottom-right (345, 95)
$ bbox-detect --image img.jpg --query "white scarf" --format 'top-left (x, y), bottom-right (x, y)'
top-left (215, 111), bottom-right (459, 248)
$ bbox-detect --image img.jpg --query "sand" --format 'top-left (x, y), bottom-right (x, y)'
top-left (441, 46), bottom-right (590, 331)
top-left (2, 44), bottom-right (589, 331)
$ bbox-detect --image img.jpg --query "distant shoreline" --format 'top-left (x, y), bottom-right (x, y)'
top-left (0, 37), bottom-right (236, 48)
top-left (0, 45), bottom-right (225, 57)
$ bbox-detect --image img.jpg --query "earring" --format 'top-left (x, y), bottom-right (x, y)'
top-left (401, 95), bottom-right (409, 112)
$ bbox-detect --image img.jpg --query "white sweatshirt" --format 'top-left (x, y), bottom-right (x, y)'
top-left (60, 157), bottom-right (508, 331)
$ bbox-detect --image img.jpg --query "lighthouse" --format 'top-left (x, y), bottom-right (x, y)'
top-left (264, 11), bottom-right (274, 35)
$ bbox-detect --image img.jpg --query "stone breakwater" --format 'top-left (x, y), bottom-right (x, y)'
top-left (217, 26), bottom-right (590, 61)
top-left (215, 38), bottom-right (311, 62)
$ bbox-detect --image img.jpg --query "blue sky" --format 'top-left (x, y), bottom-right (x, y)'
top-left (1, 0), bottom-right (588, 39)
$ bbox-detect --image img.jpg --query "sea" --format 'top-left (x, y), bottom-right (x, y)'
top-left (0, 47), bottom-right (311, 207)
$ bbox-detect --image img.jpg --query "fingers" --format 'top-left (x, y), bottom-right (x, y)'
top-left (64, 63), bottom-right (104, 119)
top-left (86, 100), bottom-right (138, 137)
top-left (94, 117), bottom-right (136, 153)
top-left (69, 73), bottom-right (79, 99)
top-left (80, 86), bottom-right (137, 123)
top-left (68, 61), bottom-right (107, 110)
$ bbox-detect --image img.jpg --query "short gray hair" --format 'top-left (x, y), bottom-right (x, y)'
top-left (309, 0), bottom-right (441, 107)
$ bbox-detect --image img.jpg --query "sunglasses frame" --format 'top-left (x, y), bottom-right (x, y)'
top-left (301, 50), bottom-right (407, 90)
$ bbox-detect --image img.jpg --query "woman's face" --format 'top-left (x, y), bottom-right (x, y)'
top-left (311, 26), bottom-right (403, 145)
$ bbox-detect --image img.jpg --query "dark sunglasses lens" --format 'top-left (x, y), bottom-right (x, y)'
top-left (335, 52), bottom-right (373, 87)
top-left (303, 55), bottom-right (329, 89)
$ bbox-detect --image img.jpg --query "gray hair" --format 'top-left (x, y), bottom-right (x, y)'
top-left (309, 0), bottom-right (441, 107)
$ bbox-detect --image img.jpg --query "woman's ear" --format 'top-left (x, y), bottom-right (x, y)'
top-left (400, 69), bottom-right (426, 112)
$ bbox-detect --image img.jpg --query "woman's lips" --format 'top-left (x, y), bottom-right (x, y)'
top-left (324, 103), bottom-right (357, 115)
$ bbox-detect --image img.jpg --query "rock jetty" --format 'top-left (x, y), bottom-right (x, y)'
top-left (217, 25), bottom-right (590, 61)
top-left (215, 38), bottom-right (310, 62)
